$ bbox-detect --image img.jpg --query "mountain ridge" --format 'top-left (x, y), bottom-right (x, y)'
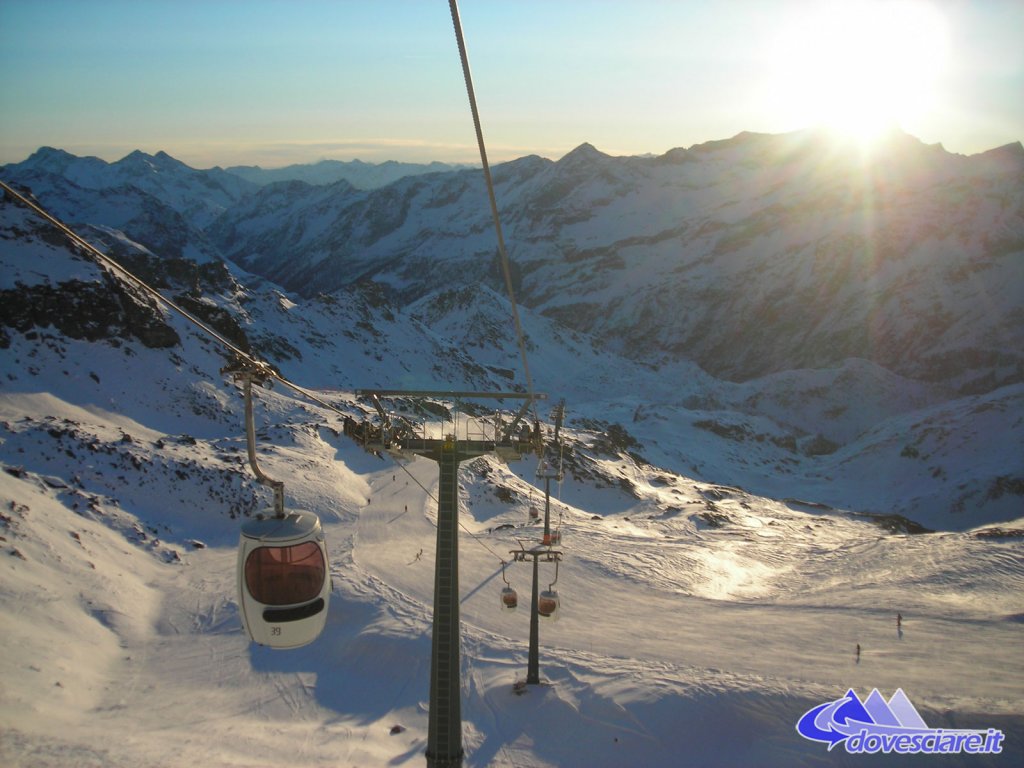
top-left (224, 157), bottom-right (473, 190)
top-left (4, 131), bottom-right (1022, 396)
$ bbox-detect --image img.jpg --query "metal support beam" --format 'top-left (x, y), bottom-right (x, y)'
top-left (355, 389), bottom-right (544, 401)
top-left (527, 553), bottom-right (540, 685)
top-left (522, 401), bottom-right (565, 686)
top-left (426, 440), bottom-right (464, 768)
top-left (402, 436), bottom-right (522, 768)
top-left (348, 388), bottom-right (551, 767)
top-left (512, 547), bottom-right (562, 687)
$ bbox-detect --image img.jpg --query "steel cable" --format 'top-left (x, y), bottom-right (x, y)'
top-left (448, 0), bottom-right (539, 424)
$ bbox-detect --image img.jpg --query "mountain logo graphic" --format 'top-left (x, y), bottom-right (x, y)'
top-left (796, 688), bottom-right (1004, 755)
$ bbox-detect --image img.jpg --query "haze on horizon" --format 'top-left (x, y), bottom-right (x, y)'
top-left (1, 0), bottom-right (1022, 170)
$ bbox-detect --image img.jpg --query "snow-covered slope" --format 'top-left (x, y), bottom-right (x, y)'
top-left (2, 159), bottom-right (1023, 767)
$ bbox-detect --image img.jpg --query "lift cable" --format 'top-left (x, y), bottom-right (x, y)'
top-left (448, 0), bottom-right (538, 423)
top-left (448, 3), bottom-right (561, 564)
top-left (1, 179), bottom-right (511, 567)
top-left (0, 181), bottom-right (257, 364)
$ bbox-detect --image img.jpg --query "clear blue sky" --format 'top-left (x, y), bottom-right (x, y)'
top-left (1, 0), bottom-right (1021, 168)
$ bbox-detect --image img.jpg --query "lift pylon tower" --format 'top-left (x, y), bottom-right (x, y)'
top-left (355, 389), bottom-right (546, 768)
top-left (512, 546), bottom-right (563, 685)
top-left (524, 400), bottom-right (565, 685)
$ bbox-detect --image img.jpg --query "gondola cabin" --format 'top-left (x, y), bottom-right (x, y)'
top-left (538, 589), bottom-right (559, 618)
top-left (500, 586), bottom-right (519, 611)
top-left (238, 511), bottom-right (330, 649)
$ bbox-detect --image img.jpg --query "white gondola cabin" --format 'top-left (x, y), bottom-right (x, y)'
top-left (238, 511), bottom-right (330, 649)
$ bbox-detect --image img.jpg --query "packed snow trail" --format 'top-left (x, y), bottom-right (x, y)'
top-left (3, 431), bottom-right (1022, 767)
top-left (1, 394), bottom-right (1021, 767)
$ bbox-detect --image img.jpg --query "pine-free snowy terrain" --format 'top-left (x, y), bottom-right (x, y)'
top-left (2, 381), bottom-right (1022, 767)
top-left (1, 136), bottom-right (1022, 767)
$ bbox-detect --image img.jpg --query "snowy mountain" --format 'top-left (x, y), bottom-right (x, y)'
top-left (225, 157), bottom-right (471, 190)
top-left (206, 130), bottom-right (1024, 395)
top-left (1, 147), bottom-right (258, 268)
top-left (1, 132), bottom-right (1022, 766)
top-left (4, 147), bottom-right (255, 229)
top-left (7, 132), bottom-right (1022, 397)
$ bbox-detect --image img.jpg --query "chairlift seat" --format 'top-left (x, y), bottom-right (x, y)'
top-left (238, 510), bottom-right (330, 649)
top-left (542, 530), bottom-right (562, 547)
top-left (538, 589), bottom-right (559, 618)
top-left (500, 586), bottom-right (519, 611)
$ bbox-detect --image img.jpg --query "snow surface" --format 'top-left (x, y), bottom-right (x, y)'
top-left (2, 385), bottom-right (1022, 767)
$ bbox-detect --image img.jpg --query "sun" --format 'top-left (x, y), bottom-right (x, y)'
top-left (767, 0), bottom-right (950, 147)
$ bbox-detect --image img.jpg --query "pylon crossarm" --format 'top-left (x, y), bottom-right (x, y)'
top-left (510, 549), bottom-right (561, 563)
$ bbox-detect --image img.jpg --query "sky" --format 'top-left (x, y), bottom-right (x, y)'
top-left (0, 0), bottom-right (1022, 169)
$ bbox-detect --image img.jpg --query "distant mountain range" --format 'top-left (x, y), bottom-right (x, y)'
top-left (5, 132), bottom-right (1022, 395)
top-left (224, 157), bottom-right (472, 189)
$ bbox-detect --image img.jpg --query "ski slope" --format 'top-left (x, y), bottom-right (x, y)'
top-left (2, 386), bottom-right (1021, 767)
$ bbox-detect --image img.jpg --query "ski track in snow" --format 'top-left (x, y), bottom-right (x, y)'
top-left (2, 402), bottom-right (1023, 767)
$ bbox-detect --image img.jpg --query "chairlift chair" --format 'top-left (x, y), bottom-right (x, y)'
top-left (500, 561), bottom-right (518, 611)
top-left (538, 556), bottom-right (560, 619)
top-left (537, 589), bottom-right (559, 619)
top-left (501, 586), bottom-right (519, 611)
top-left (238, 510), bottom-right (331, 649)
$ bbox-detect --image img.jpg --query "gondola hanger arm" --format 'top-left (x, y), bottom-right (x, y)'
top-left (228, 360), bottom-right (285, 518)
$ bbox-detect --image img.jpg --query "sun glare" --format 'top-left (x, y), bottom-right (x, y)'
top-left (768, 0), bottom-right (950, 147)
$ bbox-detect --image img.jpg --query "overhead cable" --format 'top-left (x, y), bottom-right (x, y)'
top-left (448, 0), bottom-right (539, 421)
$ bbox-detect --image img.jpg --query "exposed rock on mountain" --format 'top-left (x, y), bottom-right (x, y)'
top-left (0, 200), bottom-right (179, 349)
